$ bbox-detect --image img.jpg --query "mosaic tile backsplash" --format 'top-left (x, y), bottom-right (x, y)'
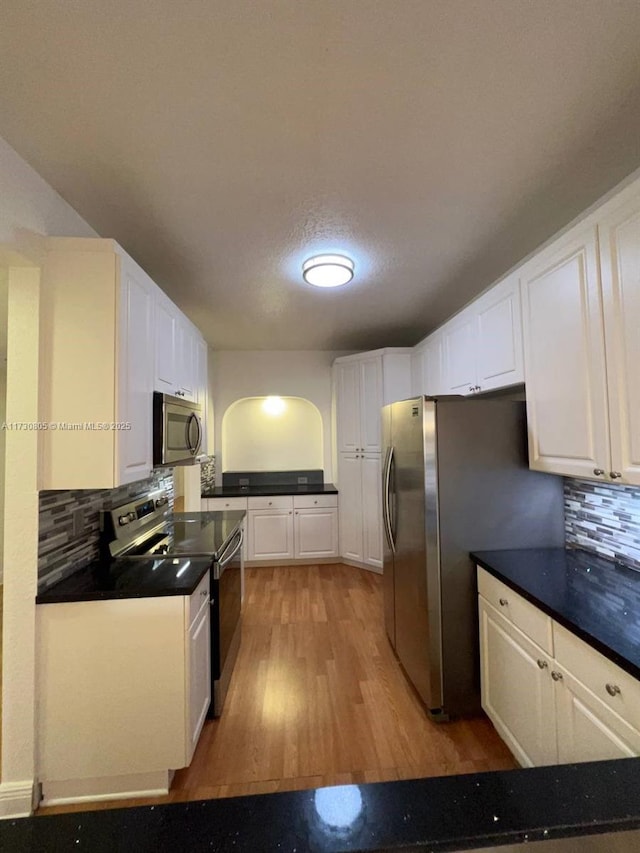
top-left (565, 478), bottom-right (640, 570)
top-left (38, 469), bottom-right (174, 590)
top-left (200, 454), bottom-right (216, 492)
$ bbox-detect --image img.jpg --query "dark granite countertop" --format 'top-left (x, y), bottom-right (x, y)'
top-left (471, 547), bottom-right (640, 679)
top-left (4, 759), bottom-right (640, 851)
top-left (37, 511), bottom-right (246, 604)
top-left (202, 482), bottom-right (338, 498)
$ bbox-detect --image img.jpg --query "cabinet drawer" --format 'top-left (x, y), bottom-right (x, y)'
top-left (554, 622), bottom-right (640, 733)
top-left (205, 497), bottom-right (248, 511)
top-left (477, 567), bottom-right (553, 655)
top-left (248, 495), bottom-right (293, 510)
top-left (188, 571), bottom-right (211, 628)
top-left (293, 494), bottom-right (338, 509)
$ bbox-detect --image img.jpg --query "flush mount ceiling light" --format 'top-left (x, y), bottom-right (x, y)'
top-left (262, 395), bottom-right (286, 416)
top-left (302, 254), bottom-right (354, 288)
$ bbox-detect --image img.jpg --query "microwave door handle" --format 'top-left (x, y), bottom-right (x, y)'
top-left (194, 414), bottom-right (203, 455)
top-left (186, 412), bottom-right (200, 455)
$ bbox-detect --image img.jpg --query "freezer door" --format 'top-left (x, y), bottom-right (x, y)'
top-left (382, 404), bottom-right (396, 647)
top-left (392, 397), bottom-right (442, 709)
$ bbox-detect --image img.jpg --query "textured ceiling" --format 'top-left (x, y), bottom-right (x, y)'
top-left (1, 1), bottom-right (639, 350)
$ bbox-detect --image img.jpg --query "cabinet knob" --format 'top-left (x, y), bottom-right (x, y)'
top-left (289, 511), bottom-right (292, 515)
top-left (295, 511), bottom-right (298, 515)
top-left (268, 501), bottom-right (272, 506)
top-left (314, 500), bottom-right (318, 505)
top-left (605, 683), bottom-right (621, 697)
top-left (499, 598), bottom-right (508, 607)
top-left (474, 385), bottom-right (481, 392)
top-left (551, 671), bottom-right (563, 682)
top-left (537, 659), bottom-right (548, 669)
top-left (469, 386), bottom-right (474, 393)
top-left (610, 472), bottom-right (622, 479)
top-left (593, 468), bottom-right (605, 476)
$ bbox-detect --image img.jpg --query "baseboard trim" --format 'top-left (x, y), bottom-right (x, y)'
top-left (0, 780), bottom-right (35, 819)
top-left (40, 771), bottom-right (170, 807)
top-left (341, 558), bottom-right (383, 575)
top-left (245, 557), bottom-right (339, 567)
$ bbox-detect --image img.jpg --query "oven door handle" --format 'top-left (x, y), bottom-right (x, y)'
top-left (218, 527), bottom-right (244, 572)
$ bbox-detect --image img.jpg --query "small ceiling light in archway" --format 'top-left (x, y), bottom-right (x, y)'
top-left (302, 254), bottom-right (354, 288)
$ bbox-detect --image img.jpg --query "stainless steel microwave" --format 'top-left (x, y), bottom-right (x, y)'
top-left (153, 392), bottom-right (203, 466)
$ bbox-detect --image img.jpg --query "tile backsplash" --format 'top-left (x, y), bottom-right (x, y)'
top-left (565, 477), bottom-right (640, 569)
top-left (38, 469), bottom-right (174, 590)
top-left (200, 454), bottom-right (216, 492)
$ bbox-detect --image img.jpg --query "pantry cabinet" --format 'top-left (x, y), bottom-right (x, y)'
top-left (521, 179), bottom-right (640, 485)
top-left (334, 349), bottom-right (412, 454)
top-left (478, 566), bottom-right (640, 767)
top-left (338, 453), bottom-right (383, 569)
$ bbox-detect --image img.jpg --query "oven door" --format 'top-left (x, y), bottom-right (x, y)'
top-left (153, 392), bottom-right (203, 466)
top-left (211, 525), bottom-right (243, 682)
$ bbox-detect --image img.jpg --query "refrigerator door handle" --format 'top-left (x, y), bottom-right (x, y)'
top-left (383, 445), bottom-right (396, 553)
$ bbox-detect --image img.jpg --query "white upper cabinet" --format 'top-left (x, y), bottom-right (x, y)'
top-left (117, 254), bottom-right (154, 485)
top-left (441, 272), bottom-right (524, 396)
top-left (334, 349), bottom-right (411, 453)
top-left (40, 238), bottom-right (208, 490)
top-left (422, 331), bottom-right (445, 396)
top-left (599, 184), bottom-right (640, 485)
top-left (521, 220), bottom-right (610, 480)
top-left (521, 178), bottom-right (640, 484)
top-left (474, 273), bottom-right (524, 392)
top-left (442, 307), bottom-right (478, 394)
top-left (40, 239), bottom-right (155, 489)
top-left (177, 317), bottom-right (197, 400)
top-left (154, 293), bottom-right (179, 394)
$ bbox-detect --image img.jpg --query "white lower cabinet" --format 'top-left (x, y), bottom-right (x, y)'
top-left (37, 573), bottom-right (211, 805)
top-left (338, 453), bottom-right (382, 569)
top-left (478, 567), bottom-right (640, 767)
top-left (479, 598), bottom-right (556, 767)
top-left (203, 495), bottom-right (338, 564)
top-left (248, 508), bottom-right (295, 560)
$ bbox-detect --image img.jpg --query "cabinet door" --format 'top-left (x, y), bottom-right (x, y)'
top-left (474, 273), bottom-right (524, 392)
top-left (338, 453), bottom-right (363, 562)
top-left (248, 509), bottom-right (294, 560)
top-left (360, 357), bottom-right (384, 452)
top-left (555, 666), bottom-right (640, 764)
top-left (361, 453), bottom-right (383, 569)
top-left (335, 361), bottom-right (362, 452)
top-left (117, 256), bottom-right (154, 485)
top-left (521, 223), bottom-right (610, 479)
top-left (294, 508), bottom-right (338, 559)
top-left (187, 603), bottom-right (211, 763)
top-left (154, 294), bottom-right (178, 394)
top-left (422, 332), bottom-right (444, 396)
top-left (442, 309), bottom-right (478, 394)
top-left (177, 320), bottom-right (196, 400)
top-left (479, 598), bottom-right (557, 767)
top-left (195, 336), bottom-right (208, 455)
top-left (599, 188), bottom-right (640, 486)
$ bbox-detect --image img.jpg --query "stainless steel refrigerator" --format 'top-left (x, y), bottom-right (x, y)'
top-left (382, 397), bottom-right (565, 720)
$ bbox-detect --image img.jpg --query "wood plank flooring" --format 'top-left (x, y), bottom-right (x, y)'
top-left (39, 564), bottom-right (515, 815)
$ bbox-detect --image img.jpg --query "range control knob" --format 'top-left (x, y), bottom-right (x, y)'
top-left (128, 511), bottom-right (136, 522)
top-left (155, 497), bottom-right (168, 508)
top-left (118, 515), bottom-right (129, 526)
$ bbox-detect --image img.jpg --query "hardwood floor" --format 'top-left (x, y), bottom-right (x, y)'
top-left (38, 563), bottom-right (515, 815)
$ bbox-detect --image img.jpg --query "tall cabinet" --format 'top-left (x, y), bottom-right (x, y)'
top-left (334, 349), bottom-right (411, 571)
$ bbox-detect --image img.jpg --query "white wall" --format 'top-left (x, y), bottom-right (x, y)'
top-left (222, 397), bottom-right (323, 472)
top-left (212, 351), bottom-right (350, 484)
top-left (0, 135), bottom-right (97, 817)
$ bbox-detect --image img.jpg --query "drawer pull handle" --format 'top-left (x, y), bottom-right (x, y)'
top-left (605, 683), bottom-right (621, 697)
top-left (537, 659), bottom-right (548, 669)
top-left (551, 671), bottom-right (563, 682)
top-left (499, 598), bottom-right (508, 606)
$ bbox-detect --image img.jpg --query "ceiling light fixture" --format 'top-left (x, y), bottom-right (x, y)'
top-left (262, 395), bottom-right (286, 416)
top-left (302, 254), bottom-right (354, 288)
